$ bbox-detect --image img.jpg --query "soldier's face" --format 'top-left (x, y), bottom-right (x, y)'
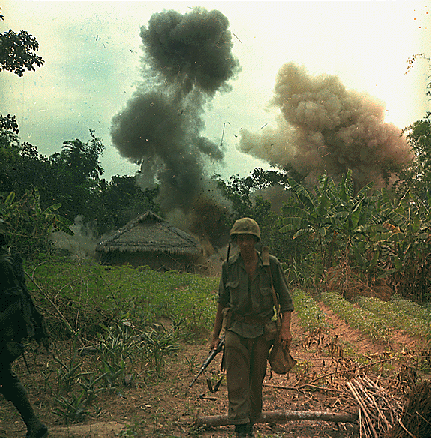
top-left (236, 234), bottom-right (256, 253)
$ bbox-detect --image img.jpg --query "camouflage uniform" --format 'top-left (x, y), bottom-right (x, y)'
top-left (0, 240), bottom-right (49, 438)
top-left (218, 251), bottom-right (294, 427)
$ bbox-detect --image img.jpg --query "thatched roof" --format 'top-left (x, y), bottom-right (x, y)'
top-left (96, 211), bottom-right (201, 256)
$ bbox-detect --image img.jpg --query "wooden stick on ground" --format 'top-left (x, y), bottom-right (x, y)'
top-left (195, 410), bottom-right (359, 427)
top-left (264, 383), bottom-right (344, 393)
top-left (346, 377), bottom-right (403, 438)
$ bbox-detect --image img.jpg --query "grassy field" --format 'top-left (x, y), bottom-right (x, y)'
top-left (26, 256), bottom-right (219, 341)
top-left (7, 255), bottom-right (429, 436)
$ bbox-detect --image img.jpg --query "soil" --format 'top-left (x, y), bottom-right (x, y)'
top-left (1, 297), bottom-right (429, 438)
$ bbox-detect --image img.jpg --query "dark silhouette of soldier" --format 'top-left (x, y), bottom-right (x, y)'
top-left (0, 218), bottom-right (49, 437)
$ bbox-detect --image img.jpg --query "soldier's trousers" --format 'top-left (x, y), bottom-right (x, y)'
top-left (0, 360), bottom-right (39, 430)
top-left (224, 330), bottom-right (271, 425)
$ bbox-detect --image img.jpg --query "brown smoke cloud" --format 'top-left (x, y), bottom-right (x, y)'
top-left (240, 63), bottom-right (413, 189)
top-left (110, 7), bottom-right (240, 216)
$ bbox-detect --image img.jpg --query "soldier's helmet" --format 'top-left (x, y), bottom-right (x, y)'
top-left (230, 217), bottom-right (261, 241)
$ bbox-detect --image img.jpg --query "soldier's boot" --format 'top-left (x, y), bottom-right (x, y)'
top-left (235, 424), bottom-right (248, 438)
top-left (6, 381), bottom-right (48, 437)
top-left (245, 422), bottom-right (254, 437)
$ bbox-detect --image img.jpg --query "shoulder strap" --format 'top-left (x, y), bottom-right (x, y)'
top-left (262, 246), bottom-right (281, 319)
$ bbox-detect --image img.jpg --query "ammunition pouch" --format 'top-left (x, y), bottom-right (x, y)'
top-left (222, 307), bottom-right (231, 332)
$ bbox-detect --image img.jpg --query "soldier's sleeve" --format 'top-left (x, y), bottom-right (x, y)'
top-left (0, 257), bottom-right (22, 306)
top-left (270, 256), bottom-right (294, 313)
top-left (0, 258), bottom-right (23, 332)
top-left (217, 261), bottom-right (230, 308)
top-left (11, 253), bottom-right (50, 345)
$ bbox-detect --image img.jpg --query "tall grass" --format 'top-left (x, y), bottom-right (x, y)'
top-left (21, 256), bottom-right (220, 424)
top-left (291, 288), bottom-right (331, 333)
top-left (25, 256), bottom-right (219, 341)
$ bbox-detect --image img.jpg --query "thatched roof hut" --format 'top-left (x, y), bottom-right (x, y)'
top-left (96, 211), bottom-right (202, 272)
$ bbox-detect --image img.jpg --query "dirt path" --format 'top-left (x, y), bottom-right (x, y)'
top-left (317, 301), bottom-right (427, 354)
top-left (1, 302), bottom-right (427, 437)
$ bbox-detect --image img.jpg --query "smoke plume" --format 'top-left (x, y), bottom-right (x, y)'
top-left (240, 63), bottom-right (413, 189)
top-left (111, 7), bottom-right (240, 219)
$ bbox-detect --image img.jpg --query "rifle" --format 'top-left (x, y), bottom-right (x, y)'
top-left (189, 337), bottom-right (225, 388)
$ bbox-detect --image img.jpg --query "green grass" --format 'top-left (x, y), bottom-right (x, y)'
top-left (19, 256), bottom-right (221, 425)
top-left (25, 256), bottom-right (219, 341)
top-left (357, 296), bottom-right (431, 342)
top-left (321, 291), bottom-right (391, 344)
top-left (17, 256), bottom-right (430, 431)
top-left (291, 288), bottom-right (332, 333)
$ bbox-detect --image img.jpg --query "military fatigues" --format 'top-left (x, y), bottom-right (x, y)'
top-left (0, 247), bottom-right (48, 438)
top-left (218, 252), bottom-right (294, 425)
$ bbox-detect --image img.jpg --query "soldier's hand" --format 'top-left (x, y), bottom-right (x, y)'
top-left (209, 336), bottom-right (220, 351)
top-left (280, 328), bottom-right (292, 350)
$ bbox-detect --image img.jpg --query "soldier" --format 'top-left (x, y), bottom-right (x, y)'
top-left (210, 218), bottom-right (294, 437)
top-left (0, 218), bottom-right (49, 437)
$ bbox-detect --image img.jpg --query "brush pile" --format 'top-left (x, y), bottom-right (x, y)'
top-left (347, 377), bottom-right (403, 438)
top-left (386, 380), bottom-right (431, 438)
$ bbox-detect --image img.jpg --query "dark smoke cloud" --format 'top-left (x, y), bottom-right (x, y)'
top-left (141, 8), bottom-right (239, 95)
top-left (240, 63), bottom-right (413, 189)
top-left (111, 7), bottom-right (240, 215)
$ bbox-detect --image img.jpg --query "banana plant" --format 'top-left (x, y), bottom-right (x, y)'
top-left (279, 174), bottom-right (340, 286)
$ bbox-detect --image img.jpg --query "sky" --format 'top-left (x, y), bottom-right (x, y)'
top-left (1, 0), bottom-right (430, 182)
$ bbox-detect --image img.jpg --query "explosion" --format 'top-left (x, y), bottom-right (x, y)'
top-left (110, 7), bottom-right (240, 249)
top-left (240, 63), bottom-right (413, 189)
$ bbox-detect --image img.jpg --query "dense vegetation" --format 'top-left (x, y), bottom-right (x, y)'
top-left (21, 258), bottom-right (219, 425)
top-left (19, 258), bottom-right (430, 429)
top-left (2, 122), bottom-right (431, 303)
top-left (2, 8), bottom-right (431, 306)
top-left (1, 10), bottom-right (431, 436)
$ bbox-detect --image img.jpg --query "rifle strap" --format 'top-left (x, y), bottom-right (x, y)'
top-left (262, 246), bottom-right (281, 321)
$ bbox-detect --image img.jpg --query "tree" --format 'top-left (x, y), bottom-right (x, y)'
top-left (0, 13), bottom-right (44, 76)
top-left (95, 175), bottom-right (160, 235)
top-left (0, 9), bottom-right (45, 191)
top-left (214, 168), bottom-right (290, 221)
top-left (397, 117), bottom-right (431, 202)
top-left (0, 113), bottom-right (19, 133)
top-left (279, 171), bottom-right (376, 289)
top-left (1, 189), bottom-right (72, 257)
top-left (46, 131), bottom-right (105, 221)
top-left (0, 10), bottom-right (44, 140)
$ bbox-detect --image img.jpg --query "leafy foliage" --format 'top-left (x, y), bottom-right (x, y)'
top-left (0, 17), bottom-right (44, 76)
top-left (0, 113), bottom-right (19, 133)
top-left (22, 257), bottom-right (219, 424)
top-left (27, 257), bottom-right (219, 340)
top-left (0, 189), bottom-right (72, 256)
top-left (291, 288), bottom-right (331, 333)
top-left (95, 175), bottom-right (160, 235)
top-left (0, 127), bottom-right (161, 248)
top-left (23, 255), bottom-right (430, 427)
top-left (397, 118), bottom-right (431, 200)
